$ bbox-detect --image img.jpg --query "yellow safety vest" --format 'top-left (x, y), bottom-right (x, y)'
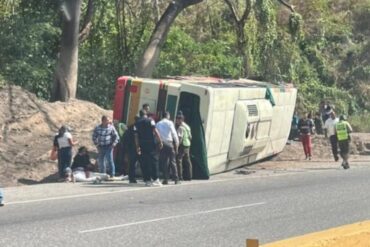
top-left (336, 121), bottom-right (349, 141)
top-left (118, 123), bottom-right (127, 138)
top-left (181, 123), bottom-right (192, 147)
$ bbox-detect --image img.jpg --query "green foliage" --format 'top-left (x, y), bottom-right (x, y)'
top-left (298, 78), bottom-right (351, 114)
top-left (0, 74), bottom-right (6, 89)
top-left (255, 0), bottom-right (277, 48)
top-left (288, 12), bottom-right (303, 38)
top-left (349, 112), bottom-right (370, 132)
top-left (154, 27), bottom-right (242, 78)
top-left (0, 0), bottom-right (59, 99)
top-left (0, 0), bottom-right (369, 116)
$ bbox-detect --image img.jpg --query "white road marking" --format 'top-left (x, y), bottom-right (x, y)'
top-left (5, 176), bottom-right (266, 205)
top-left (6, 167), bottom-right (313, 206)
top-left (79, 202), bottom-right (266, 234)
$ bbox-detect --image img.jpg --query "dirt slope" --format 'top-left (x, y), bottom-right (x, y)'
top-left (0, 85), bottom-right (112, 187)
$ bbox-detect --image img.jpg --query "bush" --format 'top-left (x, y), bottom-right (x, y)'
top-left (349, 112), bottom-right (370, 132)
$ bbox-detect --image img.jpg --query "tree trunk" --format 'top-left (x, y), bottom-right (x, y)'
top-left (236, 23), bottom-right (249, 77)
top-left (135, 0), bottom-right (203, 78)
top-left (224, 0), bottom-right (252, 78)
top-left (79, 0), bottom-right (94, 43)
top-left (51, 0), bottom-right (82, 102)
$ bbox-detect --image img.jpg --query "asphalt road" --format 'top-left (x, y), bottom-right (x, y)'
top-left (1, 166), bottom-right (370, 247)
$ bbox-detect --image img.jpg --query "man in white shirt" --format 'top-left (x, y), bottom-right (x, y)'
top-left (324, 112), bottom-right (339, 161)
top-left (156, 112), bottom-right (180, 185)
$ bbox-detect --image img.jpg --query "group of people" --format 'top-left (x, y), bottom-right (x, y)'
top-left (52, 124), bottom-right (111, 183)
top-left (121, 104), bottom-right (193, 186)
top-left (290, 103), bottom-right (353, 169)
top-left (52, 103), bottom-right (193, 186)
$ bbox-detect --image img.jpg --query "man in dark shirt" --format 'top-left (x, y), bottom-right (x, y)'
top-left (71, 146), bottom-right (93, 171)
top-left (142, 103), bottom-right (158, 122)
top-left (134, 110), bottom-right (163, 186)
top-left (314, 112), bottom-right (323, 135)
top-left (123, 116), bottom-right (142, 184)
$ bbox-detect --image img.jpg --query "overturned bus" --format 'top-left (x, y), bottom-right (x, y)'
top-left (113, 76), bottom-right (297, 179)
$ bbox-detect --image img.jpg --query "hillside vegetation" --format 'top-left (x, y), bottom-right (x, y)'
top-left (0, 0), bottom-right (369, 123)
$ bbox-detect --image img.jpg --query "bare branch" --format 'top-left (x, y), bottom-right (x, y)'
top-left (224, 0), bottom-right (252, 25)
top-left (181, 0), bottom-right (203, 8)
top-left (79, 0), bottom-right (94, 43)
top-left (224, 0), bottom-right (239, 23)
top-left (277, 0), bottom-right (295, 12)
top-left (240, 0), bottom-right (252, 24)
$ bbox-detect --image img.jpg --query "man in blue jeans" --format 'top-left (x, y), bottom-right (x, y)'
top-left (92, 116), bottom-right (120, 177)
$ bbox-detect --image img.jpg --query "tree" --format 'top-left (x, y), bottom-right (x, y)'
top-left (223, 0), bottom-right (295, 78)
top-left (135, 0), bottom-right (203, 77)
top-left (51, 0), bottom-right (94, 102)
top-left (223, 0), bottom-right (252, 77)
top-left (51, 0), bottom-right (82, 101)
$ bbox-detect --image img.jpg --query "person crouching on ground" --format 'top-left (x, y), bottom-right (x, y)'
top-left (71, 146), bottom-right (94, 175)
top-left (66, 146), bottom-right (109, 183)
top-left (298, 112), bottom-right (314, 160)
top-left (92, 116), bottom-right (119, 178)
top-left (53, 125), bottom-right (78, 181)
top-left (335, 115), bottom-right (353, 169)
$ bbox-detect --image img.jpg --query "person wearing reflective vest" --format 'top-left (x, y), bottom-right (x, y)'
top-left (335, 115), bottom-right (353, 169)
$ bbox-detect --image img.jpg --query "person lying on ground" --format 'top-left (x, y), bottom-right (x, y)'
top-left (66, 167), bottom-right (109, 183)
top-left (66, 147), bottom-right (128, 183)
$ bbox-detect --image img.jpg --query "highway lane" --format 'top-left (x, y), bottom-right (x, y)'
top-left (1, 167), bottom-right (370, 247)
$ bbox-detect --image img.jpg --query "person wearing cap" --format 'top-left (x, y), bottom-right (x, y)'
top-left (324, 111), bottom-right (339, 161)
top-left (134, 109), bottom-right (163, 186)
top-left (92, 115), bottom-right (120, 177)
top-left (53, 125), bottom-right (78, 181)
top-left (156, 111), bottom-right (180, 185)
top-left (335, 115), bottom-right (353, 169)
top-left (176, 111), bottom-right (193, 180)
